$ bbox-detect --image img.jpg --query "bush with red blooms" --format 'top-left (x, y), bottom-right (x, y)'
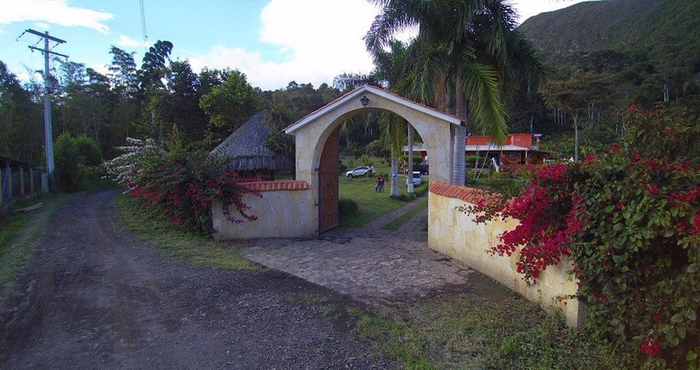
top-left (466, 102), bottom-right (700, 369)
top-left (105, 135), bottom-right (260, 235)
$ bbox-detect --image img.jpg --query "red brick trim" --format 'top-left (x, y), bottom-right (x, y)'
top-left (429, 181), bottom-right (500, 206)
top-left (240, 180), bottom-right (311, 192)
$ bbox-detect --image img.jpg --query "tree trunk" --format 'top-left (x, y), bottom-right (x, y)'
top-left (574, 115), bottom-right (579, 161)
top-left (390, 155), bottom-right (399, 198)
top-left (407, 125), bottom-right (414, 193)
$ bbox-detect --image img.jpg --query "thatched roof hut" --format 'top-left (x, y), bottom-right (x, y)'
top-left (209, 111), bottom-right (293, 176)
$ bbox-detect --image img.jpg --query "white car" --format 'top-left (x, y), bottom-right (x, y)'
top-left (346, 166), bottom-right (376, 178)
top-left (411, 171), bottom-right (423, 186)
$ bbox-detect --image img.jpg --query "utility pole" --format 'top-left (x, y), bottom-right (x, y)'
top-left (25, 29), bottom-right (68, 191)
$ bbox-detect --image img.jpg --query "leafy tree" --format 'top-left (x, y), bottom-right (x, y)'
top-left (104, 132), bottom-right (259, 235)
top-left (468, 101), bottom-right (700, 369)
top-left (366, 0), bottom-right (543, 144)
top-left (57, 60), bottom-right (115, 153)
top-left (54, 132), bottom-right (102, 191)
top-left (108, 46), bottom-right (139, 96)
top-left (158, 60), bottom-right (210, 144)
top-left (199, 69), bottom-right (261, 145)
top-left (364, 139), bottom-right (391, 163)
top-left (540, 69), bottom-right (616, 160)
top-left (105, 47), bottom-right (140, 153)
top-left (0, 61), bottom-right (43, 165)
top-left (138, 40), bottom-right (173, 93)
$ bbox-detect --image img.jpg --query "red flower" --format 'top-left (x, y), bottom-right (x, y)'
top-left (640, 338), bottom-right (661, 357)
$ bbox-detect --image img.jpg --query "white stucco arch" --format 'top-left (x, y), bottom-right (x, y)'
top-left (285, 85), bottom-right (466, 191)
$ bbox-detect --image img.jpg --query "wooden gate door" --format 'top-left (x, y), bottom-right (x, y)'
top-left (318, 127), bottom-right (340, 233)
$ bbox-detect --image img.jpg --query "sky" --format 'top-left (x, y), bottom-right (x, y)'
top-left (0, 0), bottom-right (592, 91)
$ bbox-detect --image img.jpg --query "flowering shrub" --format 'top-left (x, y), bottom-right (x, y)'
top-left (105, 136), bottom-right (260, 235)
top-left (467, 103), bottom-right (700, 369)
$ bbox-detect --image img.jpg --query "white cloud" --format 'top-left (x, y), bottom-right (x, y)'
top-left (0, 0), bottom-right (114, 33)
top-left (115, 35), bottom-right (150, 49)
top-left (187, 0), bottom-right (380, 91)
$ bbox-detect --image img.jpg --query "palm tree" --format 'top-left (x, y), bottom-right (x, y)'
top-left (365, 0), bottom-right (544, 147)
top-left (369, 39), bottom-right (410, 196)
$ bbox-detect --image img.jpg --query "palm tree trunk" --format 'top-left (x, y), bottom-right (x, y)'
top-left (390, 155), bottom-right (399, 197)
top-left (407, 125), bottom-right (414, 193)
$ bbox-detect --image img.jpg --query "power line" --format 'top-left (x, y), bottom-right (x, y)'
top-left (140, 0), bottom-right (148, 43)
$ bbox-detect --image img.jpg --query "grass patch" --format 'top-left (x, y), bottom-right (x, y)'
top-left (355, 288), bottom-right (618, 370)
top-left (381, 199), bottom-right (429, 230)
top-left (339, 174), bottom-right (429, 228)
top-left (115, 195), bottom-right (260, 271)
top-left (0, 193), bottom-right (76, 287)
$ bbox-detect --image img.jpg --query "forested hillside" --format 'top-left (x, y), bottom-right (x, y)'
top-left (519, 0), bottom-right (700, 68)
top-left (514, 0), bottom-right (700, 158)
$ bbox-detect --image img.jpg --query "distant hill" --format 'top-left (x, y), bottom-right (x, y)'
top-left (518, 0), bottom-right (700, 68)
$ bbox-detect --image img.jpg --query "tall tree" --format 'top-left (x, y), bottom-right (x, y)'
top-left (0, 61), bottom-right (43, 165)
top-left (366, 40), bottom-right (409, 196)
top-left (199, 69), bottom-right (261, 146)
top-left (138, 40), bottom-right (173, 93)
top-left (540, 69), bottom-right (615, 160)
top-left (107, 46), bottom-right (139, 150)
top-left (365, 0), bottom-right (543, 144)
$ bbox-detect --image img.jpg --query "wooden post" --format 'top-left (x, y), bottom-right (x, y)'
top-left (19, 167), bottom-right (25, 195)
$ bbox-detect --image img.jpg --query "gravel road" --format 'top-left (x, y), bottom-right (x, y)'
top-left (0, 190), bottom-right (396, 369)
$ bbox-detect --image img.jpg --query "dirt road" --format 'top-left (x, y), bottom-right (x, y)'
top-left (0, 190), bottom-right (395, 369)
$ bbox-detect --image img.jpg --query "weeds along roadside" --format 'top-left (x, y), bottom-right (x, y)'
top-left (0, 193), bottom-right (76, 288)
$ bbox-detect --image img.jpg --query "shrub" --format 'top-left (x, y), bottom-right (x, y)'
top-left (338, 198), bottom-right (358, 222)
top-left (105, 135), bottom-right (260, 235)
top-left (465, 103), bottom-right (700, 369)
top-left (54, 132), bottom-right (103, 192)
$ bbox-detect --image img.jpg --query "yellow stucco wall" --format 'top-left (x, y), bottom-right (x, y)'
top-left (428, 191), bottom-right (582, 326)
top-left (213, 187), bottom-right (315, 240)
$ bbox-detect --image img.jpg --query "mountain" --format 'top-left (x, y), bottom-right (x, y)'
top-left (518, 0), bottom-right (700, 68)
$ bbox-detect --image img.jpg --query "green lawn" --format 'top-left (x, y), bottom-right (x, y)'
top-left (338, 170), bottom-right (428, 228)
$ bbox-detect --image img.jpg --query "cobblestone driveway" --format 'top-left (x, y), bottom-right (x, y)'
top-left (242, 199), bottom-right (484, 306)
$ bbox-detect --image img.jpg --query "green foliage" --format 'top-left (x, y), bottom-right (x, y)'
top-left (54, 132), bottom-right (103, 192)
top-left (469, 102), bottom-right (700, 368)
top-left (115, 195), bottom-right (259, 270)
top-left (0, 194), bottom-right (75, 287)
top-left (364, 139), bottom-right (391, 164)
top-left (199, 69), bottom-right (261, 145)
top-left (400, 155), bottom-right (424, 165)
top-left (355, 291), bottom-right (616, 369)
top-left (105, 134), bottom-right (259, 235)
top-left (521, 0), bottom-right (700, 119)
top-left (338, 198), bottom-right (359, 223)
top-left (0, 61), bottom-right (43, 165)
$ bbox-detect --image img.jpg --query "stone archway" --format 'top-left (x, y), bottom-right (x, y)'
top-left (284, 85), bottom-right (465, 235)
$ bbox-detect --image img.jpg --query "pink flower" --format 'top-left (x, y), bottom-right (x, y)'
top-left (640, 338), bottom-right (661, 357)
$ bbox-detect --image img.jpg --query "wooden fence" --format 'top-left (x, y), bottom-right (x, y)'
top-left (1, 156), bottom-right (44, 205)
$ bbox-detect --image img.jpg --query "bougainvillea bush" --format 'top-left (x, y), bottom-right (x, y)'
top-left (468, 103), bottom-right (700, 369)
top-left (105, 135), bottom-right (260, 235)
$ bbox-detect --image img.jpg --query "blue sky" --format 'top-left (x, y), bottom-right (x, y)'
top-left (0, 0), bottom-right (590, 91)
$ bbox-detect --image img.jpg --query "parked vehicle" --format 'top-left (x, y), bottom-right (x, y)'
top-left (403, 164), bottom-right (429, 175)
top-left (414, 164), bottom-right (429, 175)
top-left (346, 166), bottom-right (375, 178)
top-left (411, 171), bottom-right (423, 186)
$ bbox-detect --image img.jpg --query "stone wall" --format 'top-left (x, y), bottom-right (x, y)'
top-left (212, 180), bottom-right (315, 240)
top-left (428, 181), bottom-right (582, 327)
